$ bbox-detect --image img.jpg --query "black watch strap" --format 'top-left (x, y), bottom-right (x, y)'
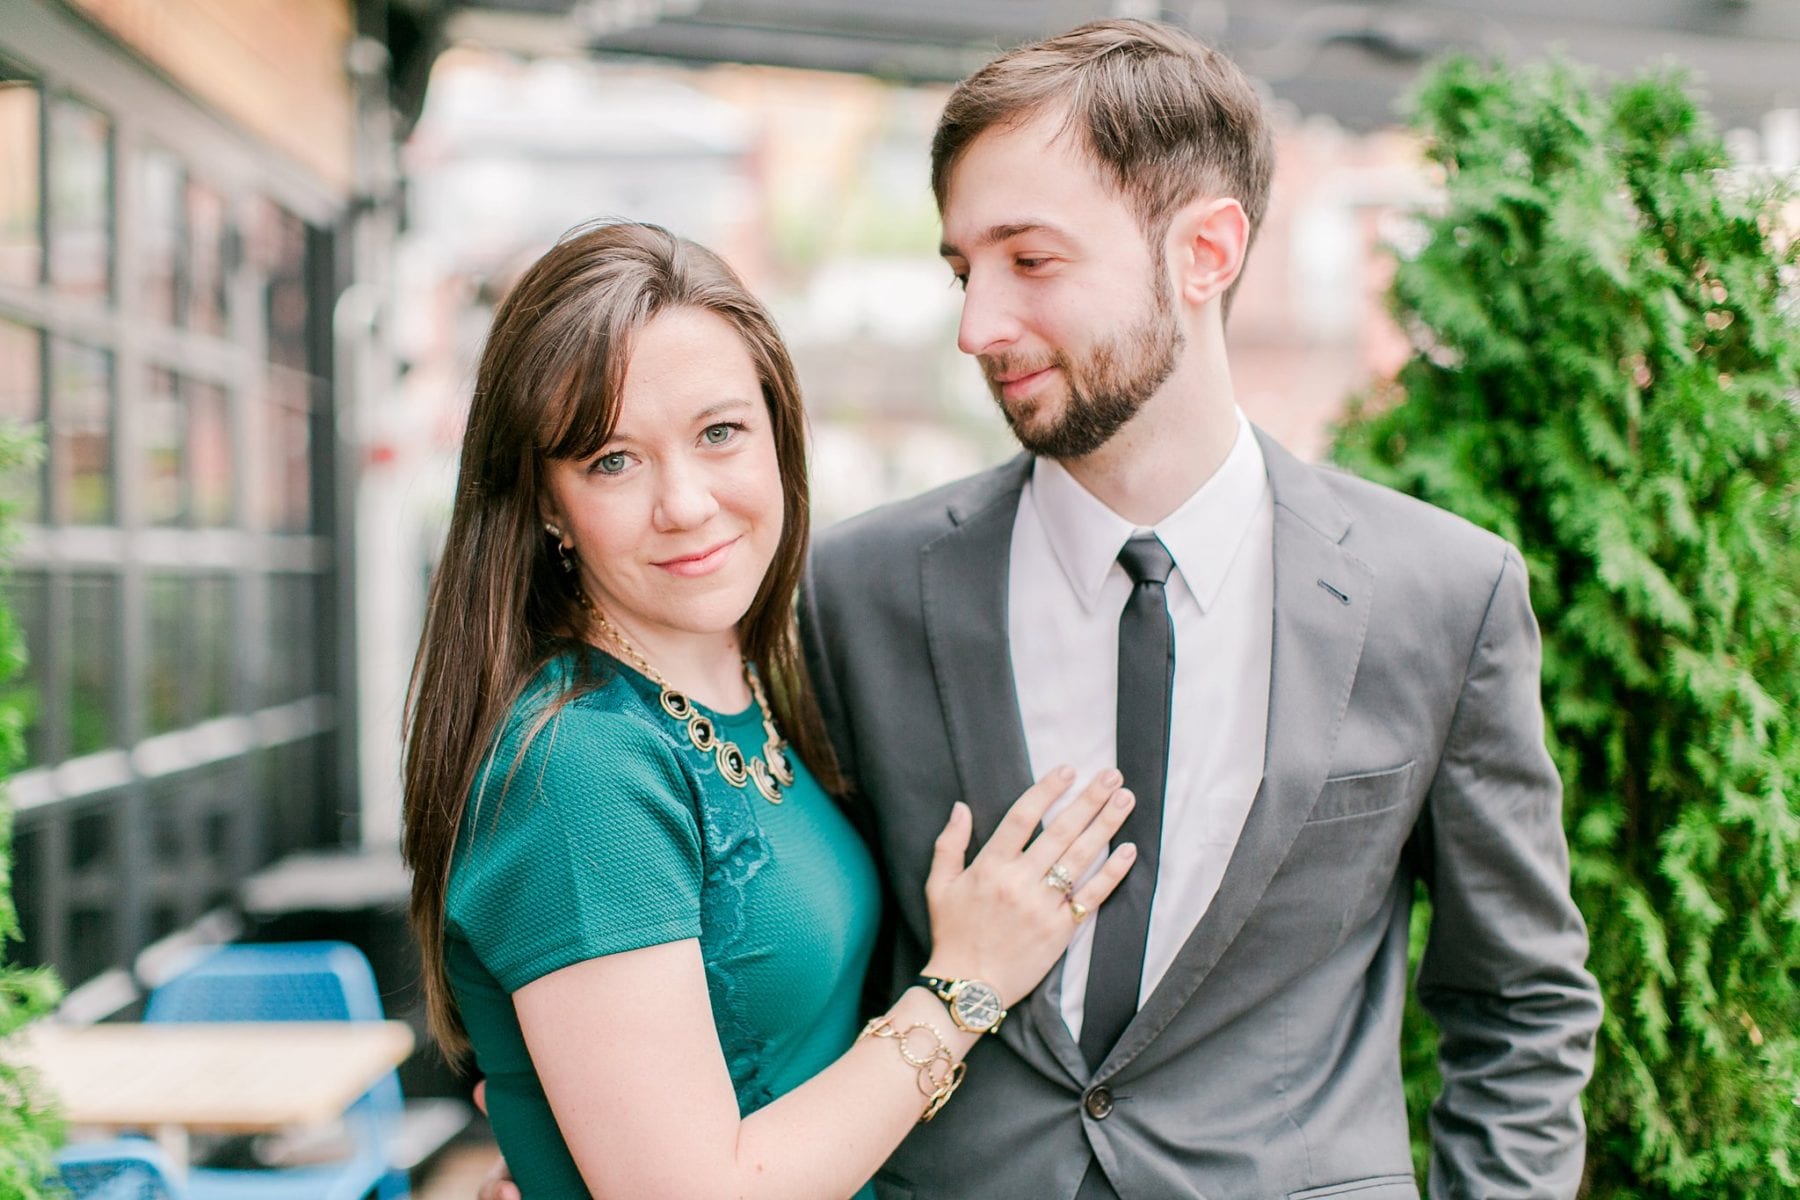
top-left (915, 974), bottom-right (955, 999)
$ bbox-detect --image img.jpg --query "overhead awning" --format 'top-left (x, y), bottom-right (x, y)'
top-left (442, 0), bottom-right (1800, 130)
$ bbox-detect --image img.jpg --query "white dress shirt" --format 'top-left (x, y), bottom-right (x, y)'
top-left (1008, 409), bottom-right (1275, 1041)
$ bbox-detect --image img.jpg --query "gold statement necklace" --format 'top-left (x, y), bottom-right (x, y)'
top-left (590, 608), bottom-right (796, 804)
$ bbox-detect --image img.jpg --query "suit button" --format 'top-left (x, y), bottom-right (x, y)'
top-left (1084, 1086), bottom-right (1114, 1119)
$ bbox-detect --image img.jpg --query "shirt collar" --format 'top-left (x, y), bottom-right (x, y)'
top-left (1025, 409), bottom-right (1270, 614)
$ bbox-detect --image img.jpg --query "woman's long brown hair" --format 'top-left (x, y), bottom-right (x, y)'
top-left (402, 222), bottom-right (845, 1063)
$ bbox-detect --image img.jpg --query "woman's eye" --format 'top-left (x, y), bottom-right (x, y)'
top-left (702, 423), bottom-right (740, 446)
top-left (594, 451), bottom-right (629, 475)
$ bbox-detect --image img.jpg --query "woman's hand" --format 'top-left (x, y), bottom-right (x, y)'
top-left (920, 767), bottom-right (1136, 1007)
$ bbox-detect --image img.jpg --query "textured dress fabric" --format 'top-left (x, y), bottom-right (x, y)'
top-left (446, 652), bottom-right (882, 1198)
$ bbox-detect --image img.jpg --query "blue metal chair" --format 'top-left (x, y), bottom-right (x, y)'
top-left (54, 1138), bottom-right (185, 1200)
top-left (143, 941), bottom-right (408, 1200)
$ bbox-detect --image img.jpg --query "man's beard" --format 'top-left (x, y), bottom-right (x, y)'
top-left (984, 288), bottom-right (1182, 460)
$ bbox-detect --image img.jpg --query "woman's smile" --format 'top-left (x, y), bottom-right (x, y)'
top-left (653, 536), bottom-right (740, 577)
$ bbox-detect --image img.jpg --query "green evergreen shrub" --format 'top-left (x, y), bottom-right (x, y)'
top-left (0, 420), bottom-right (61, 1196)
top-left (1334, 55), bottom-right (1800, 1196)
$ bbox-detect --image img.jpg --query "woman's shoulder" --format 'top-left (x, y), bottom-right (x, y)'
top-left (502, 651), bottom-right (656, 737)
top-left (448, 653), bottom-right (712, 978)
top-left (477, 652), bottom-right (697, 810)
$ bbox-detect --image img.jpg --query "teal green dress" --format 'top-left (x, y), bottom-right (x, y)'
top-left (445, 652), bottom-right (881, 1198)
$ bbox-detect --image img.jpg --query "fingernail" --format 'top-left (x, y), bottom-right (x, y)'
top-left (1119, 842), bottom-right (1138, 858)
top-left (1104, 769), bottom-right (1122, 788)
top-left (1113, 789), bottom-right (1135, 808)
top-left (953, 801), bottom-right (970, 819)
top-left (1056, 764), bottom-right (1076, 781)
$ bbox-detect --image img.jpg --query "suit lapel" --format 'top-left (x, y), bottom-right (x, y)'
top-left (1099, 430), bottom-right (1374, 1075)
top-left (919, 456), bottom-right (1036, 843)
top-left (919, 456), bottom-right (1090, 1082)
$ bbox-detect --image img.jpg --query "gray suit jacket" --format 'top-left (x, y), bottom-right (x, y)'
top-left (800, 429), bottom-right (1601, 1200)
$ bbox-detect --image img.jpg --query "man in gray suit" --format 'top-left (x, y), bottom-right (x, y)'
top-left (800, 19), bottom-right (1602, 1200)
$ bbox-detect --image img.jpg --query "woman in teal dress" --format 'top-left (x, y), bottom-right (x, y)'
top-left (402, 222), bottom-right (1136, 1198)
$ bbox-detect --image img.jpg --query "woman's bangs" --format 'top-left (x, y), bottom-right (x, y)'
top-left (539, 331), bottom-right (623, 463)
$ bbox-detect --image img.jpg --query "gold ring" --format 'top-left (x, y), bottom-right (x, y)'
top-left (1068, 900), bottom-right (1090, 923)
top-left (1042, 863), bottom-right (1075, 894)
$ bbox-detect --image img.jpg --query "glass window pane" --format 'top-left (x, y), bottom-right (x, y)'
top-left (0, 70), bottom-right (41, 288)
top-left (263, 735), bottom-right (322, 857)
top-left (189, 379), bottom-right (232, 526)
top-left (146, 373), bottom-right (232, 528)
top-left (193, 574), bottom-right (233, 720)
top-left (145, 575), bottom-right (182, 734)
top-left (185, 178), bottom-right (227, 335)
top-left (267, 367), bottom-right (312, 532)
top-left (48, 339), bottom-right (112, 524)
top-left (0, 319), bottom-right (44, 522)
top-left (150, 774), bottom-right (185, 858)
top-left (47, 95), bottom-right (111, 302)
top-left (256, 201), bottom-right (310, 372)
top-left (267, 571), bottom-right (321, 706)
top-left (5, 569), bottom-right (47, 768)
top-left (196, 764), bottom-right (242, 916)
top-left (147, 771), bottom-right (192, 941)
top-left (68, 905), bottom-right (117, 983)
top-left (143, 367), bottom-right (184, 525)
top-left (68, 571), bottom-right (119, 756)
top-left (200, 771), bottom-right (234, 864)
top-left (138, 146), bottom-right (183, 326)
top-left (148, 573), bottom-right (233, 730)
top-left (146, 574), bottom-right (184, 734)
top-left (67, 795), bottom-right (121, 980)
top-left (148, 899), bottom-right (182, 944)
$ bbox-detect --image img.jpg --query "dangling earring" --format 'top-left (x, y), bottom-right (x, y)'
top-left (544, 522), bottom-right (574, 573)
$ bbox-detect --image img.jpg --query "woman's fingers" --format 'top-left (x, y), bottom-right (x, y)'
top-left (922, 779), bottom-right (1136, 1005)
top-left (986, 766), bottom-right (1077, 856)
top-left (1069, 842), bottom-right (1138, 913)
top-left (1051, 787), bottom-right (1135, 881)
top-left (476, 1158), bottom-right (522, 1200)
top-left (923, 801), bottom-right (973, 906)
top-left (1024, 769), bottom-right (1124, 872)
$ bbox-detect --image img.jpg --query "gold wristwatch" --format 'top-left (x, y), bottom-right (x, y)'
top-left (916, 975), bottom-right (1007, 1035)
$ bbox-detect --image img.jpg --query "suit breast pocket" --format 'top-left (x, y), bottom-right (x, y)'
top-left (1288, 1174), bottom-right (1419, 1200)
top-left (1308, 761), bottom-right (1415, 823)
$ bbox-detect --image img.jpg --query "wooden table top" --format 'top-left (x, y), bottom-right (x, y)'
top-left (13, 1021), bottom-right (415, 1134)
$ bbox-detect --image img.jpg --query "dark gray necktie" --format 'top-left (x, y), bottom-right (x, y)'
top-left (1079, 533), bottom-right (1174, 1071)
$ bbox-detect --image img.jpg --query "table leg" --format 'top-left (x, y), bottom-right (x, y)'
top-left (153, 1124), bottom-right (190, 1181)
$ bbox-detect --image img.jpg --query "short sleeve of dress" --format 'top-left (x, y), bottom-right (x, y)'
top-left (450, 701), bottom-right (704, 994)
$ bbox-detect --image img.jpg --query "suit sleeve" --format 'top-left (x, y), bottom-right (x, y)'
top-left (799, 548), bottom-right (907, 1016)
top-left (1416, 545), bottom-right (1603, 1199)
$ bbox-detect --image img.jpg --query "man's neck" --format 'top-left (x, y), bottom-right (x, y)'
top-left (1056, 345), bottom-right (1240, 527)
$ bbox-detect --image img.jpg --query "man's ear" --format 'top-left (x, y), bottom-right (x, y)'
top-left (1167, 196), bottom-right (1251, 310)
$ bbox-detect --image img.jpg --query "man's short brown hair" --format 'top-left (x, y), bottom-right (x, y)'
top-left (932, 19), bottom-right (1275, 281)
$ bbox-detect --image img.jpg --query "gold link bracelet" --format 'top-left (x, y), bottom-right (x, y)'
top-left (858, 1016), bottom-right (966, 1121)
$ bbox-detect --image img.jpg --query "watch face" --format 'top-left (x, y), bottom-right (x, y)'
top-left (952, 981), bottom-right (1003, 1032)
